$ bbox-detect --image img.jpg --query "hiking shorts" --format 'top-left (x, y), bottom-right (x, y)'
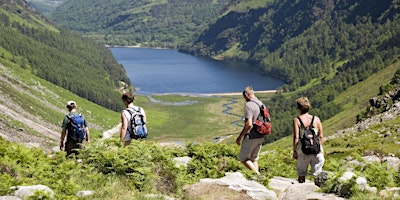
top-left (297, 152), bottom-right (324, 176)
top-left (238, 135), bottom-right (264, 162)
top-left (65, 140), bottom-right (83, 156)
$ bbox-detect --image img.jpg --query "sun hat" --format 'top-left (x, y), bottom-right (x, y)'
top-left (66, 100), bottom-right (76, 107)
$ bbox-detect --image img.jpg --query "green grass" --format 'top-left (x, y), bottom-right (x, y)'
top-left (326, 116), bottom-right (400, 157)
top-left (1, 55), bottom-right (399, 200)
top-left (233, 0), bottom-right (274, 12)
top-left (146, 95), bottom-right (244, 142)
top-left (0, 56), bottom-right (120, 140)
top-left (0, 8), bottom-right (58, 32)
top-left (324, 61), bottom-right (400, 136)
top-left (264, 61), bottom-right (400, 153)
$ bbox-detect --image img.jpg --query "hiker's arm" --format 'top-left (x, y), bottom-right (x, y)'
top-left (292, 118), bottom-right (299, 159)
top-left (85, 127), bottom-right (90, 143)
top-left (236, 118), bottom-right (252, 145)
top-left (316, 116), bottom-right (324, 147)
top-left (120, 111), bottom-right (128, 142)
top-left (60, 128), bottom-right (66, 150)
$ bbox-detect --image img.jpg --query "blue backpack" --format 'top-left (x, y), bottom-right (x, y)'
top-left (126, 107), bottom-right (147, 139)
top-left (66, 114), bottom-right (86, 142)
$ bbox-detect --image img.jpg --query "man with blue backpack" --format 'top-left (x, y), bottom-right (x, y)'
top-left (60, 100), bottom-right (90, 156)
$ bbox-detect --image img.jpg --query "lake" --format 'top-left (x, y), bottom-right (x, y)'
top-left (110, 48), bottom-right (284, 95)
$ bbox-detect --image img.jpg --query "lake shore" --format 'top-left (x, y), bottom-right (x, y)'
top-left (139, 90), bottom-right (278, 97)
top-left (202, 90), bottom-right (278, 96)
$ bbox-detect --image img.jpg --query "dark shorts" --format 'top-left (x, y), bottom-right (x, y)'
top-left (65, 140), bottom-right (83, 156)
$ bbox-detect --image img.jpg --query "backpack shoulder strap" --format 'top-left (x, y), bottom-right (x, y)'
top-left (297, 115), bottom-right (314, 128)
top-left (310, 115), bottom-right (315, 128)
top-left (126, 107), bottom-right (145, 121)
top-left (250, 99), bottom-right (263, 108)
top-left (66, 114), bottom-right (75, 124)
top-left (127, 106), bottom-right (142, 113)
top-left (297, 117), bottom-right (305, 128)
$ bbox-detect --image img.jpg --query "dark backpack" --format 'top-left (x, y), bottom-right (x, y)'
top-left (297, 116), bottom-right (320, 155)
top-left (126, 107), bottom-right (147, 139)
top-left (251, 100), bottom-right (272, 135)
top-left (66, 114), bottom-right (86, 142)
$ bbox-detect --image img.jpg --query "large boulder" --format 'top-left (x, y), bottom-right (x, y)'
top-left (269, 176), bottom-right (345, 200)
top-left (10, 185), bottom-right (54, 199)
top-left (184, 172), bottom-right (277, 200)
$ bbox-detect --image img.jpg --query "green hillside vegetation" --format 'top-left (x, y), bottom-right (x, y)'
top-left (1, 40), bottom-right (398, 198)
top-left (0, 56), bottom-right (245, 145)
top-left (186, 0), bottom-right (400, 143)
top-left (49, 0), bottom-right (234, 48)
top-left (0, 65), bottom-right (398, 199)
top-left (26, 0), bottom-right (64, 15)
top-left (0, 0), bottom-right (131, 111)
top-left (46, 0), bottom-right (400, 143)
top-left (1, 0), bottom-right (400, 198)
top-left (263, 61), bottom-right (400, 150)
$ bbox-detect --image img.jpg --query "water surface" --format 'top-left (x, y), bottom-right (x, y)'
top-left (110, 48), bottom-right (284, 95)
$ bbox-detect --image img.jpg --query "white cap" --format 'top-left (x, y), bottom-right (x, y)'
top-left (66, 100), bottom-right (76, 107)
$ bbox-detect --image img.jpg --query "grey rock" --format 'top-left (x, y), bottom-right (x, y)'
top-left (76, 190), bottom-right (95, 197)
top-left (383, 156), bottom-right (400, 172)
top-left (269, 176), bottom-right (345, 200)
top-left (0, 196), bottom-right (22, 200)
top-left (314, 171), bottom-right (332, 187)
top-left (173, 156), bottom-right (191, 168)
top-left (200, 172), bottom-right (277, 200)
top-left (11, 185), bottom-right (54, 199)
top-left (379, 187), bottom-right (400, 199)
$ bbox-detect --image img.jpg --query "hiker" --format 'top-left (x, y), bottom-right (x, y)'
top-left (120, 91), bottom-right (147, 147)
top-left (236, 86), bottom-right (265, 175)
top-left (60, 100), bottom-right (90, 156)
top-left (292, 97), bottom-right (324, 183)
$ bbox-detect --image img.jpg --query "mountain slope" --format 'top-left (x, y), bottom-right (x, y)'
top-left (49, 0), bottom-right (234, 47)
top-left (0, 62), bottom-right (121, 150)
top-left (0, 0), bottom-right (131, 111)
top-left (26, 0), bottom-right (64, 15)
top-left (183, 0), bottom-right (400, 142)
top-left (0, 61), bottom-right (398, 199)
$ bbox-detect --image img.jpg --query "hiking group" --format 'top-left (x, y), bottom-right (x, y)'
top-left (59, 91), bottom-right (147, 157)
top-left (60, 88), bottom-right (323, 183)
top-left (236, 86), bottom-right (324, 182)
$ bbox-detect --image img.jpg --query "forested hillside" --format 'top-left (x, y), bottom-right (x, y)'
top-left (0, 0), bottom-right (131, 111)
top-left (46, 0), bottom-right (400, 143)
top-left (26, 0), bottom-right (64, 14)
top-left (185, 0), bottom-right (400, 142)
top-left (49, 0), bottom-right (235, 48)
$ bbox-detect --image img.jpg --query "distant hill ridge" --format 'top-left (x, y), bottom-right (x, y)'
top-left (0, 1), bottom-right (399, 198)
top-left (49, 0), bottom-right (234, 48)
top-left (0, 0), bottom-right (131, 111)
top-left (47, 0), bottom-right (400, 142)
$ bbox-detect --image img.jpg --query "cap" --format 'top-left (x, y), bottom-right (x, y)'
top-left (66, 100), bottom-right (76, 107)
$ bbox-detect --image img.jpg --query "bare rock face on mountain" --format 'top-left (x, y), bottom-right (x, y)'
top-left (369, 84), bottom-right (400, 116)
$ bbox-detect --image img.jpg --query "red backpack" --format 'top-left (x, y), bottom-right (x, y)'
top-left (251, 100), bottom-right (272, 135)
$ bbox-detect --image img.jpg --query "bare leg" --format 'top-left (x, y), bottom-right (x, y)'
top-left (253, 161), bottom-right (259, 172)
top-left (242, 160), bottom-right (260, 174)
